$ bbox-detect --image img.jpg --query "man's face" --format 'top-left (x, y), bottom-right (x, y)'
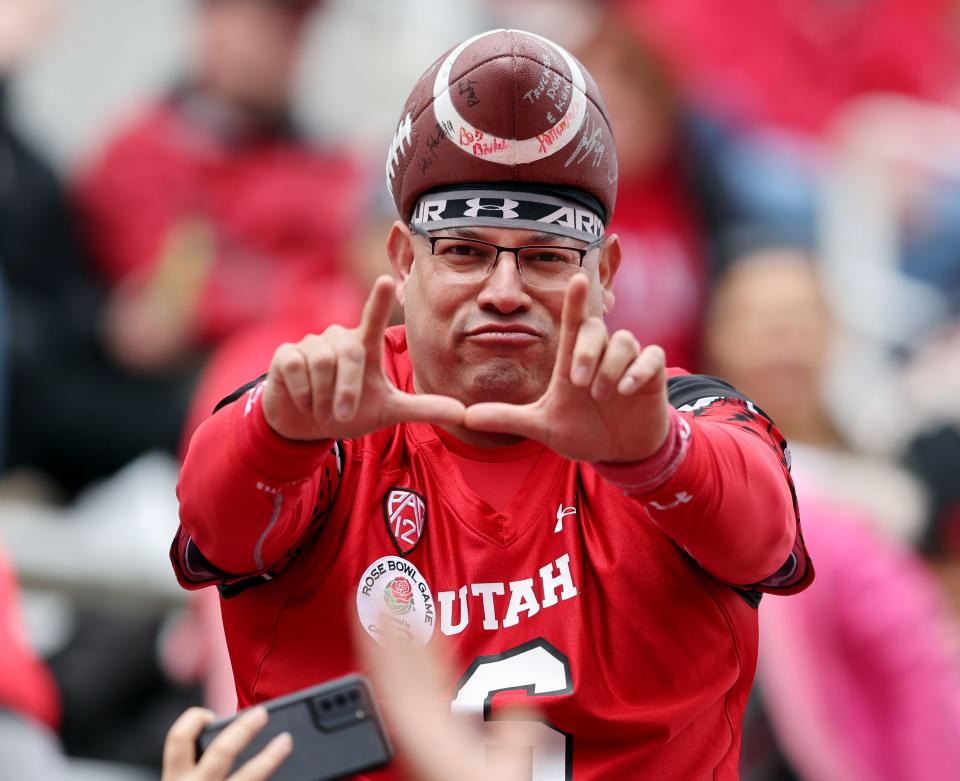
top-left (388, 223), bottom-right (620, 406)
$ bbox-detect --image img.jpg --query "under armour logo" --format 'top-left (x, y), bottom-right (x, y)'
top-left (464, 198), bottom-right (519, 219)
top-left (243, 382), bottom-right (265, 417)
top-left (555, 503), bottom-right (577, 533)
top-left (649, 491), bottom-right (693, 511)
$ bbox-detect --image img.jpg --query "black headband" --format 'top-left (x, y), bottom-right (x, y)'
top-left (411, 186), bottom-right (605, 243)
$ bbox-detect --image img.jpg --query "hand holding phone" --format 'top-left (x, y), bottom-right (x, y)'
top-left (195, 675), bottom-right (392, 781)
top-left (163, 705), bottom-right (291, 781)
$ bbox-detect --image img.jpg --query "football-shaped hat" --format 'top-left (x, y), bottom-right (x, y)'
top-left (386, 29), bottom-right (618, 224)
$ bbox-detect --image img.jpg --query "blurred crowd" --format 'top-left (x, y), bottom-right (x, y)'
top-left (2, 0), bottom-right (960, 779)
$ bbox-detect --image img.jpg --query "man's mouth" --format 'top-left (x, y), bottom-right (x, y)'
top-left (463, 323), bottom-right (541, 346)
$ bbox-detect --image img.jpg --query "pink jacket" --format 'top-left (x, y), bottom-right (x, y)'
top-left (758, 493), bottom-right (960, 781)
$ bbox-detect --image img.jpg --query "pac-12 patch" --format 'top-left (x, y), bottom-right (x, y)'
top-left (356, 556), bottom-right (435, 646)
top-left (383, 487), bottom-right (427, 555)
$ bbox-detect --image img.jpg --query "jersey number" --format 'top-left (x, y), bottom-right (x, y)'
top-left (451, 638), bottom-right (572, 780)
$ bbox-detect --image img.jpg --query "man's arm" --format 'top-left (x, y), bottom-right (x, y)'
top-left (594, 376), bottom-right (811, 591)
top-left (463, 276), bottom-right (812, 593)
top-left (172, 277), bottom-right (465, 590)
top-left (173, 380), bottom-right (340, 589)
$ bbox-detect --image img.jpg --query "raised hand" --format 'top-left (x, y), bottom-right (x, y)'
top-left (358, 617), bottom-right (540, 781)
top-left (262, 276), bottom-right (465, 442)
top-left (463, 274), bottom-right (670, 464)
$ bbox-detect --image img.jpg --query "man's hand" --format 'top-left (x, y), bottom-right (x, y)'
top-left (263, 276), bottom-right (465, 441)
top-left (162, 706), bottom-right (291, 781)
top-left (464, 274), bottom-right (669, 463)
top-left (359, 618), bottom-right (539, 781)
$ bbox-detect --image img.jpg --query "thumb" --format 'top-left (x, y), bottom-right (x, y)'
top-left (384, 390), bottom-right (466, 427)
top-left (463, 402), bottom-right (543, 440)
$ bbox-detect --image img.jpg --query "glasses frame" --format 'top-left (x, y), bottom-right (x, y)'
top-left (408, 223), bottom-right (603, 284)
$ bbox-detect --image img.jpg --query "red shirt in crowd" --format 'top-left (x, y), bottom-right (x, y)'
top-left (606, 157), bottom-right (708, 372)
top-left (76, 94), bottom-right (365, 349)
top-left (173, 326), bottom-right (811, 780)
top-left (625, 0), bottom-right (960, 134)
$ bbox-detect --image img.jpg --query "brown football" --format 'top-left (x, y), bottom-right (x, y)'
top-left (386, 29), bottom-right (618, 223)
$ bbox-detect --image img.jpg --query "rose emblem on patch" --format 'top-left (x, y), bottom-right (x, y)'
top-left (357, 556), bottom-right (435, 646)
top-left (384, 576), bottom-right (415, 615)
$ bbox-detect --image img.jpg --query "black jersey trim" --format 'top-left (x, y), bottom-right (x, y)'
top-left (667, 374), bottom-right (774, 422)
top-left (183, 537), bottom-right (240, 582)
top-left (214, 374), bottom-right (268, 414)
top-left (732, 588), bottom-right (763, 608)
top-left (454, 638), bottom-right (574, 780)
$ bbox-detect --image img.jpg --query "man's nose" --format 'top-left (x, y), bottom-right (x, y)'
top-left (476, 251), bottom-right (532, 313)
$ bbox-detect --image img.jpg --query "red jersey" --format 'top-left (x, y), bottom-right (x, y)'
top-left (174, 326), bottom-right (811, 780)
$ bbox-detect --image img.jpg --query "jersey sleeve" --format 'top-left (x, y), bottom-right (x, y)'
top-left (595, 373), bottom-right (813, 595)
top-left (172, 378), bottom-right (343, 595)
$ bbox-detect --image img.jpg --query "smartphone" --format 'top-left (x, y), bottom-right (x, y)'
top-left (197, 674), bottom-right (393, 781)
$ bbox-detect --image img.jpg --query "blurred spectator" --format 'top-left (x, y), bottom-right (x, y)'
top-left (14, 0), bottom-right (369, 770)
top-left (705, 249), bottom-right (960, 780)
top-left (75, 0), bottom-right (365, 389)
top-left (704, 247), bottom-right (925, 541)
top-left (705, 248), bottom-right (839, 446)
top-left (625, 0), bottom-right (960, 136)
top-left (814, 97), bottom-right (960, 457)
top-left (571, 12), bottom-right (709, 370)
top-left (0, 0), bottom-right (95, 490)
top-left (487, 0), bottom-right (814, 370)
top-left (65, 0), bottom-right (381, 731)
top-left (0, 0), bottom-right (209, 495)
top-left (479, 1), bottom-right (822, 371)
top-left (755, 493), bottom-right (960, 781)
top-left (0, 0), bottom-right (60, 473)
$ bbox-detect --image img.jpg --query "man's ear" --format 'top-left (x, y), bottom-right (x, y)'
top-left (598, 233), bottom-right (621, 315)
top-left (386, 221), bottom-right (414, 307)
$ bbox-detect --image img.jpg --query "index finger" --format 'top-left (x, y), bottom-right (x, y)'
top-left (554, 274), bottom-right (590, 380)
top-left (357, 275), bottom-right (397, 364)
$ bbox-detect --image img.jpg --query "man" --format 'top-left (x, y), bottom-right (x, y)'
top-left (174, 29), bottom-right (813, 779)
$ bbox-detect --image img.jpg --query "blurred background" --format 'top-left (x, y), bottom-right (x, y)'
top-left (2, 0), bottom-right (960, 778)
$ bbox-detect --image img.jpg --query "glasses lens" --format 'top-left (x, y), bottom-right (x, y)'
top-left (433, 239), bottom-right (498, 282)
top-left (518, 246), bottom-right (582, 288)
top-left (429, 238), bottom-right (584, 288)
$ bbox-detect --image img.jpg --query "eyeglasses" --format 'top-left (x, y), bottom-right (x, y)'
top-left (409, 224), bottom-right (602, 290)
